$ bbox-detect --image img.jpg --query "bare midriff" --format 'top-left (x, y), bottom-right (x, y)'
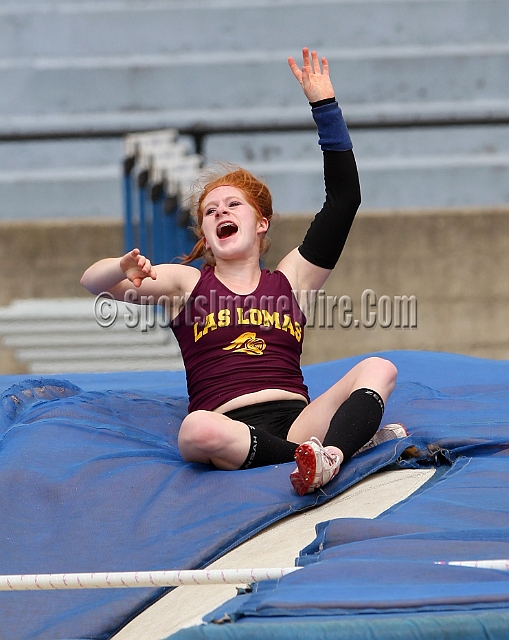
top-left (214, 388), bottom-right (308, 414)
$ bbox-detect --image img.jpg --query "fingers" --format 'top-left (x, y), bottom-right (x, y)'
top-left (290, 48), bottom-right (327, 80)
top-left (321, 56), bottom-right (330, 77)
top-left (304, 48), bottom-right (326, 75)
top-left (287, 56), bottom-right (303, 84)
top-left (289, 48), bottom-right (335, 102)
top-left (135, 253), bottom-right (157, 280)
top-left (302, 47), bottom-right (312, 69)
top-left (311, 49), bottom-right (321, 74)
top-left (122, 248), bottom-right (157, 285)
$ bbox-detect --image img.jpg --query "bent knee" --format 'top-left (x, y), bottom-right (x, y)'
top-left (179, 411), bottom-right (217, 446)
top-left (178, 411), bottom-right (231, 457)
top-left (363, 356), bottom-right (398, 385)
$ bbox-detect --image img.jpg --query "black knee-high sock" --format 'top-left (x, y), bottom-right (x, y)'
top-left (240, 425), bottom-right (298, 469)
top-left (323, 388), bottom-right (384, 463)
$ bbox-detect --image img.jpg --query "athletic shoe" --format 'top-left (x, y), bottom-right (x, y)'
top-left (290, 436), bottom-right (341, 496)
top-left (354, 423), bottom-right (408, 455)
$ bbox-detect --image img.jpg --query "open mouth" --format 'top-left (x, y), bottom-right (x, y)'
top-left (216, 221), bottom-right (238, 239)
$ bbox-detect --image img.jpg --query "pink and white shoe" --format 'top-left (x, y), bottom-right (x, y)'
top-left (355, 423), bottom-right (408, 455)
top-left (290, 436), bottom-right (341, 496)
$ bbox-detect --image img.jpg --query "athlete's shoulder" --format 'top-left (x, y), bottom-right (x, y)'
top-left (153, 262), bottom-right (201, 297)
top-left (265, 267), bottom-right (293, 288)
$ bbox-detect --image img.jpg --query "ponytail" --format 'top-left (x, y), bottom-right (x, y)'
top-left (181, 237), bottom-right (215, 267)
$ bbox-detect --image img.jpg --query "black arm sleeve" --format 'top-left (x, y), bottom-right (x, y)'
top-left (298, 149), bottom-right (361, 270)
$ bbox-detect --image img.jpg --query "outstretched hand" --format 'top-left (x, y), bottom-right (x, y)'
top-left (288, 47), bottom-right (335, 103)
top-left (120, 248), bottom-right (157, 288)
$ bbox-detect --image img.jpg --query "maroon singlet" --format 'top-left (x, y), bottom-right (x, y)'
top-left (170, 266), bottom-right (309, 412)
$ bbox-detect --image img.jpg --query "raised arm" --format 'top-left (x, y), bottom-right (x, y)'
top-left (278, 48), bottom-right (361, 292)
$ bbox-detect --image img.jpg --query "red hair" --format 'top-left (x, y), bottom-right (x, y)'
top-left (182, 165), bottom-right (273, 267)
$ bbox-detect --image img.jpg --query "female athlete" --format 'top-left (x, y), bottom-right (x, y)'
top-left (81, 48), bottom-right (401, 495)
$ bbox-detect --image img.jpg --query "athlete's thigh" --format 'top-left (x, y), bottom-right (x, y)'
top-left (178, 410), bottom-right (251, 452)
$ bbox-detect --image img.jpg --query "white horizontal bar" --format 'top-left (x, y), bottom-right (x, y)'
top-left (0, 0), bottom-right (491, 18)
top-left (441, 559), bottom-right (509, 571)
top-left (2, 42), bottom-right (509, 72)
top-left (0, 567), bottom-right (300, 591)
top-left (0, 165), bottom-right (119, 184)
top-left (2, 333), bottom-right (173, 347)
top-left (2, 100), bottom-right (509, 139)
top-left (16, 345), bottom-right (179, 360)
top-left (26, 359), bottom-right (183, 373)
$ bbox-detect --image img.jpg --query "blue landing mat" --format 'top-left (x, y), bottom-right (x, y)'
top-left (0, 350), bottom-right (507, 639)
top-left (176, 352), bottom-right (509, 640)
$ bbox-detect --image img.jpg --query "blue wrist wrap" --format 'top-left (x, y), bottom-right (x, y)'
top-left (312, 102), bottom-right (353, 151)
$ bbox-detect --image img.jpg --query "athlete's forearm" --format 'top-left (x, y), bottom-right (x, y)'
top-left (80, 257), bottom-right (127, 295)
top-left (298, 100), bottom-right (361, 270)
top-left (310, 98), bottom-right (352, 152)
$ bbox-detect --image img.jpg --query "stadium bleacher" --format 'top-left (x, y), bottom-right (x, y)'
top-left (0, 0), bottom-right (508, 219)
top-left (0, 0), bottom-right (508, 373)
top-left (0, 298), bottom-right (183, 373)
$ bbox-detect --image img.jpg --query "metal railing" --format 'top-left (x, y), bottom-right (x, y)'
top-left (3, 110), bottom-right (509, 263)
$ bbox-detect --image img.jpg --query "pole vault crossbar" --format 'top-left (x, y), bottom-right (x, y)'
top-left (0, 567), bottom-right (301, 591)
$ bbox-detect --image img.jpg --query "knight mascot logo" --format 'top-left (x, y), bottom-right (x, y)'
top-left (223, 332), bottom-right (267, 356)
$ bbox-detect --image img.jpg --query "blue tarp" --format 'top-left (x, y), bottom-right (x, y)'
top-left (0, 350), bottom-right (508, 639)
top-left (181, 352), bottom-right (509, 640)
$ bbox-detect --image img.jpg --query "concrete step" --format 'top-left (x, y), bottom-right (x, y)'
top-left (0, 298), bottom-right (183, 373)
top-left (3, 331), bottom-right (174, 347)
top-left (204, 124), bottom-right (509, 210)
top-left (0, 0), bottom-right (505, 58)
top-left (0, 0), bottom-right (507, 220)
top-left (206, 124), bottom-right (509, 165)
top-left (25, 358), bottom-right (183, 374)
top-left (240, 158), bottom-right (509, 211)
top-left (2, 123), bottom-right (509, 219)
top-left (16, 344), bottom-right (180, 362)
top-left (0, 138), bottom-right (122, 217)
top-left (0, 297), bottom-right (121, 319)
top-left (0, 166), bottom-right (121, 219)
top-left (1, 45), bottom-right (508, 120)
top-left (0, 137), bottom-right (122, 170)
top-left (0, 131), bottom-right (197, 219)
